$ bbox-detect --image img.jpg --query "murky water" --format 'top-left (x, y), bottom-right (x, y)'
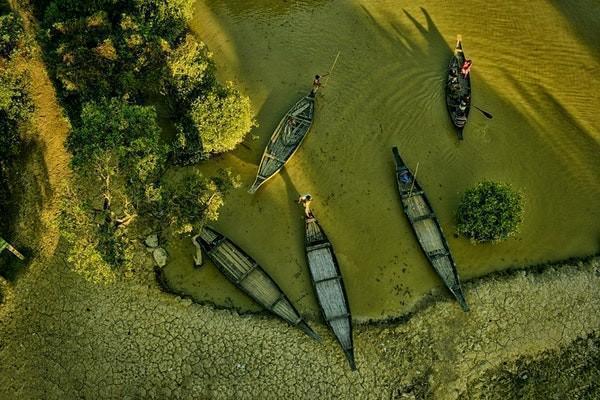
top-left (162, 0), bottom-right (600, 320)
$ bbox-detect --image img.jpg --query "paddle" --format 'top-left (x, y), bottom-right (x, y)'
top-left (473, 105), bottom-right (493, 119)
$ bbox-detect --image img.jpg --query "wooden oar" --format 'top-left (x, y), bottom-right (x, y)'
top-left (408, 162), bottom-right (420, 197)
top-left (473, 105), bottom-right (493, 119)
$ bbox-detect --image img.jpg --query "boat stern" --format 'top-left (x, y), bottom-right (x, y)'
top-left (297, 321), bottom-right (321, 342)
top-left (452, 289), bottom-right (469, 312)
top-left (344, 348), bottom-right (357, 371)
top-left (248, 178), bottom-right (263, 194)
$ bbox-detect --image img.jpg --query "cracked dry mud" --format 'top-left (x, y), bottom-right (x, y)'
top-left (0, 251), bottom-right (598, 399)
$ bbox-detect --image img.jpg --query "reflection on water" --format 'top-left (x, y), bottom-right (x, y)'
top-left (163, 0), bottom-right (600, 320)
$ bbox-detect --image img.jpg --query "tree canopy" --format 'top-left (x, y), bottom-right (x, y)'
top-left (0, 13), bottom-right (24, 58)
top-left (187, 84), bottom-right (254, 154)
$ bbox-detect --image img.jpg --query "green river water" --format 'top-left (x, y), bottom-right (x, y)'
top-left (162, 0), bottom-right (600, 321)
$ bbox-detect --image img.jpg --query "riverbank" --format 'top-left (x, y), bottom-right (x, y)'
top-left (1, 246), bottom-right (598, 398)
top-left (0, 2), bottom-right (598, 398)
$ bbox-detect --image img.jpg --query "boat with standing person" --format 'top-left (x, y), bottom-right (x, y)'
top-left (248, 53), bottom-right (340, 193)
top-left (193, 226), bottom-right (320, 340)
top-left (391, 147), bottom-right (469, 311)
top-left (300, 197), bottom-right (356, 370)
top-left (445, 35), bottom-right (472, 140)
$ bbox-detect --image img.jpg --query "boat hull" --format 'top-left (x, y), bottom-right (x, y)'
top-left (392, 147), bottom-right (469, 311)
top-left (304, 214), bottom-right (356, 370)
top-left (249, 93), bottom-right (315, 193)
top-left (445, 35), bottom-right (471, 140)
top-left (196, 226), bottom-right (320, 340)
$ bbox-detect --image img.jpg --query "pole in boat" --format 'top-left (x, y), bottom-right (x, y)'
top-left (408, 162), bottom-right (420, 197)
top-left (322, 51), bottom-right (341, 89)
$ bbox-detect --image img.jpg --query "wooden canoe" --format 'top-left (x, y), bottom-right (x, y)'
top-left (248, 92), bottom-right (315, 193)
top-left (392, 147), bottom-right (469, 311)
top-left (195, 226), bottom-right (320, 340)
top-left (303, 211), bottom-right (356, 370)
top-left (445, 35), bottom-right (471, 140)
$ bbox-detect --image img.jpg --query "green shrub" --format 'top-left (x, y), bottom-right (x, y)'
top-left (0, 68), bottom-right (33, 159)
top-left (162, 169), bottom-right (240, 234)
top-left (132, 0), bottom-right (195, 42)
top-left (164, 33), bottom-right (213, 103)
top-left (67, 98), bottom-right (164, 168)
top-left (0, 13), bottom-right (24, 59)
top-left (68, 98), bottom-right (166, 215)
top-left (457, 181), bottom-right (524, 243)
top-left (187, 83), bottom-right (254, 154)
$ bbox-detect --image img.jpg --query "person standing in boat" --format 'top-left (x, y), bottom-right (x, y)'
top-left (310, 73), bottom-right (329, 96)
top-left (298, 194), bottom-right (313, 218)
top-left (461, 59), bottom-right (472, 77)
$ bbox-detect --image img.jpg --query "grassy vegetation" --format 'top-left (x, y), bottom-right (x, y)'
top-left (457, 181), bottom-right (524, 243)
top-left (0, 10), bottom-right (33, 236)
top-left (16, 0), bottom-right (255, 282)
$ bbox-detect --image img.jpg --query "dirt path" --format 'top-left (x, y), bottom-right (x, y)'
top-left (10, 2), bottom-right (72, 257)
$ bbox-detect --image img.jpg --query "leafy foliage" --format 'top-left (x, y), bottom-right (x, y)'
top-left (162, 169), bottom-right (240, 234)
top-left (68, 98), bottom-right (166, 207)
top-left (163, 33), bottom-right (213, 103)
top-left (187, 84), bottom-right (254, 154)
top-left (0, 13), bottom-right (24, 58)
top-left (457, 181), bottom-right (524, 243)
top-left (132, 0), bottom-right (195, 42)
top-left (0, 68), bottom-right (33, 159)
top-left (58, 185), bottom-right (117, 284)
top-left (30, 0), bottom-right (249, 278)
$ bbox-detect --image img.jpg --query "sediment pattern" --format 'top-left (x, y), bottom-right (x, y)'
top-left (0, 250), bottom-right (598, 399)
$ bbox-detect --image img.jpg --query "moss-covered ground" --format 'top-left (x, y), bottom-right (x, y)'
top-left (1, 244), bottom-right (598, 398)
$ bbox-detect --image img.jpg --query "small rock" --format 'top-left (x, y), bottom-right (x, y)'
top-left (153, 247), bottom-right (168, 267)
top-left (145, 234), bottom-right (159, 248)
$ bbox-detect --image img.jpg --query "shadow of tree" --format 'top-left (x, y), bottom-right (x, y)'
top-left (0, 135), bottom-right (51, 282)
top-left (548, 0), bottom-right (600, 58)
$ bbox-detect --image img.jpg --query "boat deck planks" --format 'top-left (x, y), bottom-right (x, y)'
top-left (392, 147), bottom-right (469, 311)
top-left (196, 227), bottom-right (319, 340)
top-left (304, 214), bottom-right (356, 370)
top-left (249, 93), bottom-right (315, 193)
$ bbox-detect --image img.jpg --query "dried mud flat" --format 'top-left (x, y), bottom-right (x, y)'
top-left (0, 251), bottom-right (598, 399)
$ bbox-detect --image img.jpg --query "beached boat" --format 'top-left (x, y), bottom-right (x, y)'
top-left (194, 226), bottom-right (320, 340)
top-left (392, 147), bottom-right (469, 311)
top-left (303, 209), bottom-right (356, 370)
top-left (248, 93), bottom-right (315, 193)
top-left (445, 35), bottom-right (471, 140)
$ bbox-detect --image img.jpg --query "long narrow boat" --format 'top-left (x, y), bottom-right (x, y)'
top-left (392, 147), bottom-right (469, 311)
top-left (194, 226), bottom-right (320, 340)
top-left (303, 208), bottom-right (355, 370)
top-left (445, 35), bottom-right (471, 140)
top-left (248, 92), bottom-right (315, 193)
